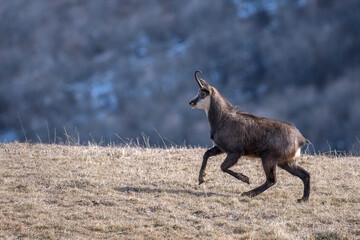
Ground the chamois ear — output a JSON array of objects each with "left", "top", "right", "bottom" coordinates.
[{"left": 199, "top": 79, "right": 212, "bottom": 93}]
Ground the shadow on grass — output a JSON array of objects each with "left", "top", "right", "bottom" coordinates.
[{"left": 114, "top": 186, "right": 229, "bottom": 198}]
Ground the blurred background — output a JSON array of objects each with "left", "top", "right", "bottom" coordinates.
[{"left": 1, "top": 0, "right": 359, "bottom": 153}]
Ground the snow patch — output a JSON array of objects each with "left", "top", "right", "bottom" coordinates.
[
  {"left": 167, "top": 38, "right": 191, "bottom": 57},
  {"left": 232, "top": 0, "right": 285, "bottom": 19},
  {"left": 67, "top": 70, "right": 118, "bottom": 113}
]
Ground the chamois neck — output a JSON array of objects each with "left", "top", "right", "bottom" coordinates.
[{"left": 208, "top": 89, "right": 233, "bottom": 131}]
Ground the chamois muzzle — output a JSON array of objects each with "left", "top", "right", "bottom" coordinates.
[
  {"left": 194, "top": 70, "right": 203, "bottom": 88},
  {"left": 189, "top": 98, "right": 197, "bottom": 107}
]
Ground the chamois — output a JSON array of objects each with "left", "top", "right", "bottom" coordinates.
[{"left": 189, "top": 71, "right": 310, "bottom": 202}]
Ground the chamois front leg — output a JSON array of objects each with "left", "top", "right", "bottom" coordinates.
[{"left": 199, "top": 146, "right": 223, "bottom": 185}]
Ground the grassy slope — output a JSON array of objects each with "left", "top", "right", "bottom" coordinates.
[{"left": 0, "top": 143, "right": 359, "bottom": 239}]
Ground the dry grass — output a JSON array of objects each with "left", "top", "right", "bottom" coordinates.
[{"left": 0, "top": 143, "right": 359, "bottom": 239}]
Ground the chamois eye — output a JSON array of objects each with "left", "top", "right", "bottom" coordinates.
[{"left": 200, "top": 91, "right": 207, "bottom": 98}]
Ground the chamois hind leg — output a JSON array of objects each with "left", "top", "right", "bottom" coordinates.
[
  {"left": 278, "top": 162, "right": 310, "bottom": 202},
  {"left": 242, "top": 157, "right": 277, "bottom": 198},
  {"left": 221, "top": 153, "right": 250, "bottom": 184},
  {"left": 199, "top": 146, "right": 224, "bottom": 185}
]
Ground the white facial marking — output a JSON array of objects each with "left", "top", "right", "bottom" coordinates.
[{"left": 194, "top": 95, "right": 211, "bottom": 116}]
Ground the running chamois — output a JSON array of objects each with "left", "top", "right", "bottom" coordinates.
[{"left": 189, "top": 71, "right": 310, "bottom": 202}]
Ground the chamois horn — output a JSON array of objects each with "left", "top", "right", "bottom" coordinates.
[{"left": 194, "top": 70, "right": 203, "bottom": 88}]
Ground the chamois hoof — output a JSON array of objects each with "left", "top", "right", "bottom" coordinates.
[
  {"left": 239, "top": 174, "right": 250, "bottom": 184},
  {"left": 198, "top": 176, "right": 206, "bottom": 185},
  {"left": 241, "top": 191, "right": 257, "bottom": 198},
  {"left": 198, "top": 172, "right": 206, "bottom": 185},
  {"left": 297, "top": 197, "right": 309, "bottom": 203}
]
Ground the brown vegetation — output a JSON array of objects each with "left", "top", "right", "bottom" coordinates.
[{"left": 0, "top": 143, "right": 359, "bottom": 239}]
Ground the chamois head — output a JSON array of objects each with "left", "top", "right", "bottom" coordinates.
[{"left": 189, "top": 71, "right": 213, "bottom": 113}]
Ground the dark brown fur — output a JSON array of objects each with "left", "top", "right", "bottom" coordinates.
[{"left": 190, "top": 76, "right": 310, "bottom": 202}]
